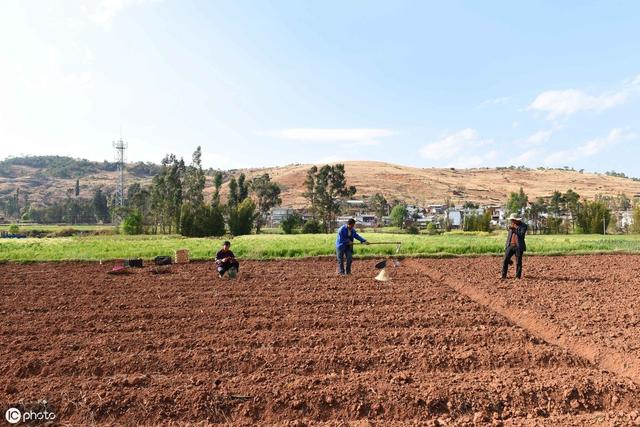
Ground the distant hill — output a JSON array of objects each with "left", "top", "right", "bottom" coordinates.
[
  {"left": 2, "top": 156, "right": 640, "bottom": 209},
  {"left": 0, "top": 156, "right": 159, "bottom": 207}
]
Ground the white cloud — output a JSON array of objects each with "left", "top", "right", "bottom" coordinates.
[
  {"left": 528, "top": 89, "right": 628, "bottom": 119},
  {"left": 525, "top": 129, "right": 553, "bottom": 146},
  {"left": 264, "top": 128, "right": 394, "bottom": 147},
  {"left": 528, "top": 75, "right": 640, "bottom": 119},
  {"left": 479, "top": 96, "right": 510, "bottom": 108},
  {"left": 419, "top": 128, "right": 492, "bottom": 160},
  {"left": 512, "top": 149, "right": 539, "bottom": 164},
  {"left": 581, "top": 128, "right": 634, "bottom": 156},
  {"left": 201, "top": 152, "right": 246, "bottom": 170},
  {"left": 453, "top": 150, "right": 499, "bottom": 168},
  {"left": 544, "top": 128, "right": 636, "bottom": 165}
]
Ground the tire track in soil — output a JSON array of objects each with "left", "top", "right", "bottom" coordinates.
[{"left": 408, "top": 259, "right": 640, "bottom": 387}]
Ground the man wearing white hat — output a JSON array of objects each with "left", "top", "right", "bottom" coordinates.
[{"left": 502, "top": 213, "right": 528, "bottom": 279}]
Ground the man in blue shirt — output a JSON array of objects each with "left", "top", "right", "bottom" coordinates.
[{"left": 336, "top": 218, "right": 369, "bottom": 275}]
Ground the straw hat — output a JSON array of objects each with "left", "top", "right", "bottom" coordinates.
[{"left": 508, "top": 213, "right": 522, "bottom": 221}]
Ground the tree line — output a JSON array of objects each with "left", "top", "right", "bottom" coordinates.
[
  {"left": 506, "top": 187, "right": 640, "bottom": 234},
  {"left": 4, "top": 154, "right": 640, "bottom": 236},
  {"left": 121, "top": 147, "right": 282, "bottom": 236}
]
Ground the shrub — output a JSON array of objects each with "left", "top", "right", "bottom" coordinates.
[
  {"left": 228, "top": 199, "right": 256, "bottom": 236},
  {"left": 181, "top": 204, "right": 225, "bottom": 237},
  {"left": 575, "top": 200, "right": 610, "bottom": 234},
  {"left": 406, "top": 224, "right": 420, "bottom": 234},
  {"left": 632, "top": 206, "right": 640, "bottom": 234},
  {"left": 390, "top": 205, "right": 407, "bottom": 229},
  {"left": 301, "top": 219, "right": 322, "bottom": 234},
  {"left": 121, "top": 210, "right": 144, "bottom": 235},
  {"left": 280, "top": 213, "right": 302, "bottom": 234},
  {"left": 426, "top": 222, "right": 437, "bottom": 235},
  {"left": 8, "top": 224, "right": 19, "bottom": 234}
]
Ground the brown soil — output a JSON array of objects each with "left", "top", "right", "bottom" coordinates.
[{"left": 2, "top": 257, "right": 640, "bottom": 425}]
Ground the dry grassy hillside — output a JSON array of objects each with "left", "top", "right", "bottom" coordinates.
[
  {"left": 3, "top": 160, "right": 640, "bottom": 209},
  {"left": 0, "top": 164, "right": 153, "bottom": 207},
  {"left": 217, "top": 161, "right": 640, "bottom": 208}
]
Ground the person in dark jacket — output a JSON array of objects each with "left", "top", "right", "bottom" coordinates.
[
  {"left": 335, "top": 218, "right": 369, "bottom": 275},
  {"left": 502, "top": 214, "right": 528, "bottom": 279},
  {"left": 216, "top": 241, "right": 239, "bottom": 278}
]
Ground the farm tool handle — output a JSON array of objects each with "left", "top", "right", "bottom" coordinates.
[
  {"left": 366, "top": 241, "right": 402, "bottom": 254},
  {"left": 365, "top": 241, "right": 402, "bottom": 245}
]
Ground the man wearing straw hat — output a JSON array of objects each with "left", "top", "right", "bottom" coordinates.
[
  {"left": 502, "top": 213, "right": 528, "bottom": 279},
  {"left": 336, "top": 218, "right": 369, "bottom": 275}
]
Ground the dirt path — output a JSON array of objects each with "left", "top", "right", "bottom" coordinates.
[{"left": 408, "top": 258, "right": 640, "bottom": 386}]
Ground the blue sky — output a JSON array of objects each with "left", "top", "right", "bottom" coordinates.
[{"left": 1, "top": 1, "right": 639, "bottom": 176}]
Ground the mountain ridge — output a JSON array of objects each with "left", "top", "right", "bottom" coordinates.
[{"left": 2, "top": 156, "right": 640, "bottom": 209}]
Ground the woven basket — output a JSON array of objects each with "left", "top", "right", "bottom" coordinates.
[{"left": 175, "top": 249, "right": 189, "bottom": 264}]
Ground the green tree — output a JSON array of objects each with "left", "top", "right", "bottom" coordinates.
[
  {"left": 426, "top": 222, "right": 437, "bottom": 235},
  {"left": 563, "top": 189, "right": 580, "bottom": 230},
  {"left": 528, "top": 197, "right": 547, "bottom": 234},
  {"left": 406, "top": 224, "right": 419, "bottom": 234},
  {"left": 178, "top": 146, "right": 212, "bottom": 236},
  {"left": 303, "top": 166, "right": 319, "bottom": 218},
  {"left": 121, "top": 210, "right": 144, "bottom": 235},
  {"left": 549, "top": 190, "right": 564, "bottom": 217},
  {"left": 92, "top": 188, "right": 110, "bottom": 223},
  {"left": 180, "top": 204, "right": 225, "bottom": 237},
  {"left": 301, "top": 219, "right": 322, "bottom": 234},
  {"left": 150, "top": 171, "right": 167, "bottom": 232},
  {"left": 369, "top": 193, "right": 389, "bottom": 224},
  {"left": 149, "top": 154, "right": 185, "bottom": 233},
  {"left": 228, "top": 198, "right": 256, "bottom": 236},
  {"left": 632, "top": 205, "right": 640, "bottom": 234},
  {"left": 7, "top": 188, "right": 20, "bottom": 217},
  {"left": 228, "top": 177, "right": 239, "bottom": 208},
  {"left": 250, "top": 173, "right": 282, "bottom": 233},
  {"left": 211, "top": 171, "right": 223, "bottom": 206},
  {"left": 390, "top": 205, "right": 407, "bottom": 229},
  {"left": 303, "top": 164, "right": 356, "bottom": 232},
  {"left": 184, "top": 146, "right": 206, "bottom": 207},
  {"left": 575, "top": 200, "right": 611, "bottom": 234},
  {"left": 280, "top": 212, "right": 302, "bottom": 234},
  {"left": 127, "top": 184, "right": 151, "bottom": 220},
  {"left": 463, "top": 211, "right": 491, "bottom": 232},
  {"left": 506, "top": 187, "right": 528, "bottom": 216},
  {"left": 238, "top": 173, "right": 249, "bottom": 202}
]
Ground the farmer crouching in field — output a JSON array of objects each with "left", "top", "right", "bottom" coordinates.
[
  {"left": 216, "top": 240, "right": 239, "bottom": 278},
  {"left": 336, "top": 218, "right": 369, "bottom": 275},
  {"left": 501, "top": 213, "right": 528, "bottom": 279}
]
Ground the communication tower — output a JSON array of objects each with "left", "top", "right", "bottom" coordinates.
[{"left": 113, "top": 138, "right": 128, "bottom": 208}]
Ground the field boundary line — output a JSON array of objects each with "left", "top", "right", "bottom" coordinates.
[{"left": 408, "top": 259, "right": 640, "bottom": 386}]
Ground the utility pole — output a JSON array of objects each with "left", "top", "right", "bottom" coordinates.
[{"left": 112, "top": 138, "right": 128, "bottom": 222}]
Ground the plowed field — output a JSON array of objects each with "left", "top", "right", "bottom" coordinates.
[{"left": 2, "top": 256, "right": 640, "bottom": 425}]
